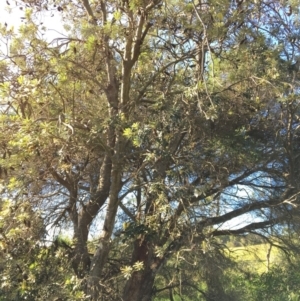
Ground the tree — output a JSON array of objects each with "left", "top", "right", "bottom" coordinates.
[{"left": 1, "top": 0, "right": 300, "bottom": 300}]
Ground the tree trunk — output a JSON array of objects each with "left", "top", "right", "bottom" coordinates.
[
  {"left": 122, "top": 239, "right": 158, "bottom": 301},
  {"left": 71, "top": 154, "right": 112, "bottom": 278},
  {"left": 87, "top": 162, "right": 122, "bottom": 300},
  {"left": 123, "top": 269, "right": 155, "bottom": 301},
  {"left": 72, "top": 225, "right": 91, "bottom": 278}
]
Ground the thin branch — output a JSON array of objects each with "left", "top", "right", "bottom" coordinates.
[
  {"left": 212, "top": 219, "right": 279, "bottom": 236},
  {"left": 119, "top": 201, "right": 136, "bottom": 221}
]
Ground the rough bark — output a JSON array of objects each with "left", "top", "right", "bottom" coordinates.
[
  {"left": 122, "top": 239, "right": 157, "bottom": 301},
  {"left": 70, "top": 154, "right": 112, "bottom": 277},
  {"left": 123, "top": 269, "right": 155, "bottom": 301},
  {"left": 87, "top": 157, "right": 122, "bottom": 299}
]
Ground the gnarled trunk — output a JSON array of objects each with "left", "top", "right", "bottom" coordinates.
[
  {"left": 72, "top": 226, "right": 91, "bottom": 278},
  {"left": 123, "top": 268, "right": 155, "bottom": 301},
  {"left": 122, "top": 239, "right": 159, "bottom": 301}
]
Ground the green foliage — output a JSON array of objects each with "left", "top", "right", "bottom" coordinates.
[
  {"left": 1, "top": 0, "right": 300, "bottom": 300},
  {"left": 0, "top": 199, "right": 86, "bottom": 300},
  {"left": 220, "top": 257, "right": 300, "bottom": 301}
]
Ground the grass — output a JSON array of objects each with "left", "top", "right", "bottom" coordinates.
[{"left": 226, "top": 243, "right": 282, "bottom": 273}]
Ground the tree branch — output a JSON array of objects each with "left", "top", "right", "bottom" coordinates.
[
  {"left": 81, "top": 0, "right": 96, "bottom": 22},
  {"left": 200, "top": 191, "right": 300, "bottom": 228},
  {"left": 211, "top": 219, "right": 279, "bottom": 236}
]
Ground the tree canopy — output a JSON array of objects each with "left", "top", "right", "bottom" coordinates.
[{"left": 1, "top": 0, "right": 300, "bottom": 300}]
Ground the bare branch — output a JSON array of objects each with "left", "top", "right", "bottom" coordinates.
[{"left": 81, "top": 0, "right": 96, "bottom": 22}]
